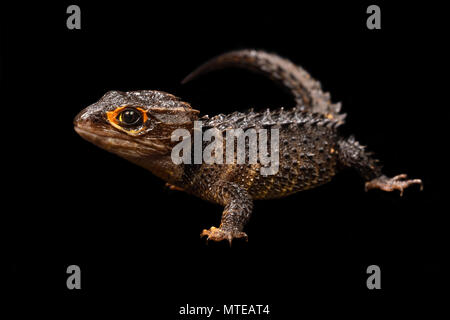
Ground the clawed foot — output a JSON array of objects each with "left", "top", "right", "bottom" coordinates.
[
  {"left": 365, "top": 174, "right": 423, "bottom": 196},
  {"left": 201, "top": 227, "right": 248, "bottom": 246}
]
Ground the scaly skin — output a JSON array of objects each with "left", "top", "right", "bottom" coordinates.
[{"left": 74, "top": 50, "right": 423, "bottom": 245}]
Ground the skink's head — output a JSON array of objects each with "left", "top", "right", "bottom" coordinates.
[{"left": 74, "top": 90, "right": 199, "bottom": 159}]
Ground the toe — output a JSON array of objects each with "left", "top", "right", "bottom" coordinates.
[{"left": 393, "top": 174, "right": 408, "bottom": 180}]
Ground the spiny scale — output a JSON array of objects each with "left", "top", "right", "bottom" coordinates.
[{"left": 204, "top": 106, "right": 342, "bottom": 132}]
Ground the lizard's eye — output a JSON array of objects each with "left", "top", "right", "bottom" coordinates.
[
  {"left": 117, "top": 108, "right": 142, "bottom": 127},
  {"left": 106, "top": 106, "right": 148, "bottom": 135}
]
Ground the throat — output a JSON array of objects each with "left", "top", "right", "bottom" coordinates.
[{"left": 125, "top": 155, "right": 184, "bottom": 184}]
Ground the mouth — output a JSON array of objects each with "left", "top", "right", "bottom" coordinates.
[
  {"left": 74, "top": 125, "right": 119, "bottom": 143},
  {"left": 74, "top": 124, "right": 168, "bottom": 155}
]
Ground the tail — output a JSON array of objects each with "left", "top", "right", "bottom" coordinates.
[{"left": 182, "top": 49, "right": 346, "bottom": 125}]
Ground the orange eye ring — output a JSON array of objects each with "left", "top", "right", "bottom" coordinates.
[{"left": 106, "top": 106, "right": 148, "bottom": 135}]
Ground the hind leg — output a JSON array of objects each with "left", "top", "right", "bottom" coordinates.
[{"left": 338, "top": 137, "right": 422, "bottom": 195}]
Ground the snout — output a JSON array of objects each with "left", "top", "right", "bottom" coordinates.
[
  {"left": 73, "top": 107, "right": 106, "bottom": 132},
  {"left": 73, "top": 108, "right": 103, "bottom": 140},
  {"left": 73, "top": 108, "right": 90, "bottom": 128}
]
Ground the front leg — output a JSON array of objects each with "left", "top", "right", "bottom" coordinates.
[{"left": 200, "top": 181, "right": 253, "bottom": 245}]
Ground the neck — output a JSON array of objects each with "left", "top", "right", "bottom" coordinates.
[{"left": 125, "top": 154, "right": 185, "bottom": 185}]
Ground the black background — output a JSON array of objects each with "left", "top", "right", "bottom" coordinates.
[{"left": 2, "top": 1, "right": 448, "bottom": 316}]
